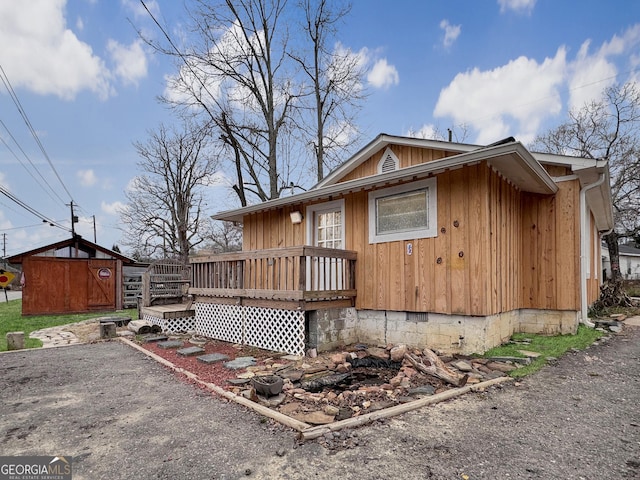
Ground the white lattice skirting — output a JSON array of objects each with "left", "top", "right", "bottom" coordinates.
[
  {"left": 195, "top": 302, "right": 306, "bottom": 356},
  {"left": 143, "top": 314, "right": 196, "bottom": 334}
]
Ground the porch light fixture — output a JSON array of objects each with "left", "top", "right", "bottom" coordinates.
[{"left": 290, "top": 211, "right": 303, "bottom": 224}]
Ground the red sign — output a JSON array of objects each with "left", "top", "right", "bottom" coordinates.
[{"left": 97, "top": 268, "right": 112, "bottom": 279}]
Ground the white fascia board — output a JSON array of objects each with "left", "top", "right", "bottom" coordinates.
[
  {"left": 315, "top": 134, "right": 478, "bottom": 188},
  {"left": 212, "top": 141, "right": 557, "bottom": 223}
]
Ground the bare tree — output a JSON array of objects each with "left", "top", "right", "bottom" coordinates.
[
  {"left": 152, "top": 0, "right": 302, "bottom": 205},
  {"left": 200, "top": 220, "right": 243, "bottom": 253},
  {"left": 292, "top": 0, "right": 367, "bottom": 181},
  {"left": 140, "top": 0, "right": 365, "bottom": 205},
  {"left": 119, "top": 121, "right": 218, "bottom": 265},
  {"left": 531, "top": 82, "right": 640, "bottom": 281}
]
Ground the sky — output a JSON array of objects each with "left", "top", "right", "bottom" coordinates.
[{"left": 1, "top": 0, "right": 639, "bottom": 259}]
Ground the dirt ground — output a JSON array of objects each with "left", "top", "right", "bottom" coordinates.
[{"left": 1, "top": 326, "right": 639, "bottom": 480}]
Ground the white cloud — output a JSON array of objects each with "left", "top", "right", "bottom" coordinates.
[
  {"left": 434, "top": 49, "right": 566, "bottom": 144},
  {"left": 101, "top": 200, "right": 126, "bottom": 216},
  {"left": 0, "top": 0, "right": 113, "bottom": 100},
  {"left": 367, "top": 59, "right": 399, "bottom": 89},
  {"left": 107, "top": 39, "right": 148, "bottom": 86},
  {"left": 439, "top": 20, "right": 461, "bottom": 49},
  {"left": 498, "top": 0, "right": 537, "bottom": 14},
  {"left": 77, "top": 169, "right": 97, "bottom": 187},
  {"left": 76, "top": 16, "right": 84, "bottom": 31}
]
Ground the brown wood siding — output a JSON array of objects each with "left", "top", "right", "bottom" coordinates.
[
  {"left": 21, "top": 257, "right": 118, "bottom": 315},
  {"left": 520, "top": 179, "right": 580, "bottom": 310},
  {"left": 241, "top": 162, "right": 584, "bottom": 315},
  {"left": 338, "top": 145, "right": 453, "bottom": 183}
]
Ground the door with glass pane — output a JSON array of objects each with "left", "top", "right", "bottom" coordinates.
[{"left": 306, "top": 201, "right": 344, "bottom": 291}]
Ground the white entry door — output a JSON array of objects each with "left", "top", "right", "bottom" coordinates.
[{"left": 306, "top": 200, "right": 345, "bottom": 290}]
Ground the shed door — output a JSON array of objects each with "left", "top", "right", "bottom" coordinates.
[
  {"left": 306, "top": 200, "right": 345, "bottom": 290},
  {"left": 87, "top": 259, "right": 116, "bottom": 309}
]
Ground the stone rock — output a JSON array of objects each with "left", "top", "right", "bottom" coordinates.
[
  {"left": 362, "top": 400, "right": 371, "bottom": 409},
  {"left": 331, "top": 352, "right": 347, "bottom": 364},
  {"left": 610, "top": 325, "right": 623, "bottom": 333},
  {"left": 324, "top": 405, "right": 340, "bottom": 416},
  {"left": 367, "top": 347, "right": 389, "bottom": 360},
  {"left": 390, "top": 344, "right": 408, "bottom": 362},
  {"left": 226, "top": 378, "right": 251, "bottom": 386},
  {"left": 236, "top": 371, "right": 255, "bottom": 379},
  {"left": 488, "top": 356, "right": 530, "bottom": 365},
  {"left": 390, "top": 375, "right": 403, "bottom": 387},
  {"left": 336, "top": 363, "right": 351, "bottom": 373},
  {"left": 257, "top": 393, "right": 286, "bottom": 407},
  {"left": 223, "top": 356, "right": 257, "bottom": 370},
  {"left": 6, "top": 331, "right": 24, "bottom": 351},
  {"left": 279, "top": 402, "right": 302, "bottom": 415},
  {"left": 451, "top": 360, "right": 473, "bottom": 372},
  {"left": 401, "top": 366, "right": 418, "bottom": 378},
  {"left": 281, "top": 354, "right": 303, "bottom": 361},
  {"left": 294, "top": 411, "right": 335, "bottom": 425},
  {"left": 486, "top": 361, "right": 518, "bottom": 373},
  {"left": 517, "top": 350, "right": 541, "bottom": 358},
  {"left": 408, "top": 385, "right": 436, "bottom": 396},
  {"left": 280, "top": 370, "right": 304, "bottom": 382}
]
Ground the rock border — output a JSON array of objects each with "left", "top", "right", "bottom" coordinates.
[{"left": 119, "top": 337, "right": 513, "bottom": 440}]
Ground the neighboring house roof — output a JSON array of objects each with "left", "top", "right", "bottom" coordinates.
[
  {"left": 7, "top": 235, "right": 135, "bottom": 264},
  {"left": 213, "top": 136, "right": 560, "bottom": 223},
  {"left": 619, "top": 244, "right": 640, "bottom": 256}
]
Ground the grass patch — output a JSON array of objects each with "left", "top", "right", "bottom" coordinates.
[
  {"left": 0, "top": 299, "right": 130, "bottom": 351},
  {"left": 481, "top": 325, "right": 605, "bottom": 378}
]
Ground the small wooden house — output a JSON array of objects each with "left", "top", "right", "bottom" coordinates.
[
  {"left": 192, "top": 135, "right": 613, "bottom": 355},
  {"left": 8, "top": 235, "right": 135, "bottom": 315}
]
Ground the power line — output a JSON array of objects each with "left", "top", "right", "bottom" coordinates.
[
  {"left": 0, "top": 120, "right": 68, "bottom": 206},
  {"left": 0, "top": 185, "right": 70, "bottom": 232},
  {"left": 0, "top": 64, "right": 75, "bottom": 203}
]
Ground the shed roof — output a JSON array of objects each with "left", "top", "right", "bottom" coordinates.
[{"left": 7, "top": 235, "right": 135, "bottom": 264}]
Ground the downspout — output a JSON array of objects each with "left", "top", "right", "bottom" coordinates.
[{"left": 579, "top": 173, "right": 606, "bottom": 327}]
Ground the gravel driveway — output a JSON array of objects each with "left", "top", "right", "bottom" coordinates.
[{"left": 1, "top": 326, "right": 638, "bottom": 479}]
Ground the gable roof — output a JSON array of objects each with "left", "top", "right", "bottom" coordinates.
[
  {"left": 7, "top": 235, "right": 135, "bottom": 264},
  {"left": 212, "top": 136, "right": 558, "bottom": 223},
  {"left": 316, "top": 134, "right": 478, "bottom": 188}
]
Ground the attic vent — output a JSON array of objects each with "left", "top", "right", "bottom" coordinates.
[{"left": 378, "top": 148, "right": 399, "bottom": 173}]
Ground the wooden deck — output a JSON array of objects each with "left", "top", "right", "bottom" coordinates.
[
  {"left": 189, "top": 246, "right": 357, "bottom": 309},
  {"left": 189, "top": 246, "right": 357, "bottom": 310},
  {"left": 140, "top": 303, "right": 195, "bottom": 320}
]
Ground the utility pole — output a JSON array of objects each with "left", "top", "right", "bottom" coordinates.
[
  {"left": 2, "top": 233, "right": 6, "bottom": 268},
  {"left": 68, "top": 201, "right": 78, "bottom": 237},
  {"left": 92, "top": 215, "right": 97, "bottom": 243}
]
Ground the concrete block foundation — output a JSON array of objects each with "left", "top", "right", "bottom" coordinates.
[{"left": 307, "top": 308, "right": 580, "bottom": 355}]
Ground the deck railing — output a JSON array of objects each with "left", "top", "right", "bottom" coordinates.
[{"left": 189, "top": 246, "right": 357, "bottom": 302}]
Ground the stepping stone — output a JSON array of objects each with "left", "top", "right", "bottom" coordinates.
[
  {"left": 197, "top": 353, "right": 230, "bottom": 364},
  {"left": 223, "top": 356, "right": 257, "bottom": 370},
  {"left": 177, "top": 346, "right": 205, "bottom": 356},
  {"left": 158, "top": 340, "right": 184, "bottom": 349},
  {"left": 142, "top": 334, "right": 169, "bottom": 343}
]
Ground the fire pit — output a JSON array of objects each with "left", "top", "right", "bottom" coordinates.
[{"left": 251, "top": 375, "right": 284, "bottom": 397}]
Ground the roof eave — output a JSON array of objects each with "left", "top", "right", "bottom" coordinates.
[{"left": 212, "top": 141, "right": 557, "bottom": 223}]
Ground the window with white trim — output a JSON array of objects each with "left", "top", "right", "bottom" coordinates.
[{"left": 368, "top": 178, "right": 437, "bottom": 243}]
